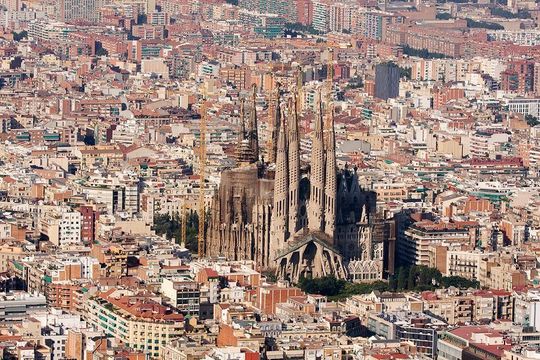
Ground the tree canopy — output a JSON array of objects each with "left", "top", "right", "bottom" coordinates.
[
  {"left": 153, "top": 212, "right": 199, "bottom": 253},
  {"left": 526, "top": 114, "right": 539, "bottom": 127},
  {"left": 466, "top": 18, "right": 504, "bottom": 30},
  {"left": 491, "top": 7, "right": 531, "bottom": 19},
  {"left": 436, "top": 12, "right": 452, "bottom": 20},
  {"left": 12, "top": 31, "right": 27, "bottom": 41},
  {"left": 402, "top": 45, "right": 448, "bottom": 59},
  {"left": 297, "top": 266, "right": 480, "bottom": 300}
]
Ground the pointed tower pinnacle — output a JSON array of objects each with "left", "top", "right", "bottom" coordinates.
[
  {"left": 270, "top": 102, "right": 289, "bottom": 256},
  {"left": 239, "top": 99, "right": 246, "bottom": 142},
  {"left": 288, "top": 94, "right": 301, "bottom": 237},
  {"left": 307, "top": 89, "right": 326, "bottom": 233},
  {"left": 360, "top": 204, "right": 368, "bottom": 224},
  {"left": 248, "top": 84, "right": 259, "bottom": 163},
  {"left": 236, "top": 98, "right": 252, "bottom": 163},
  {"left": 323, "top": 48, "right": 337, "bottom": 240},
  {"left": 324, "top": 101, "right": 337, "bottom": 239},
  {"left": 269, "top": 82, "right": 281, "bottom": 163}
]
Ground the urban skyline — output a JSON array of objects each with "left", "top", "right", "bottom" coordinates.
[{"left": 0, "top": 0, "right": 539, "bottom": 359}]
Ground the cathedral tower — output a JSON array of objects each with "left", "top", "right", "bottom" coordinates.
[
  {"left": 324, "top": 102, "right": 337, "bottom": 239},
  {"left": 270, "top": 106, "right": 289, "bottom": 254},
  {"left": 269, "top": 83, "right": 281, "bottom": 163},
  {"left": 288, "top": 95, "right": 301, "bottom": 237},
  {"left": 248, "top": 84, "right": 259, "bottom": 163},
  {"left": 307, "top": 91, "right": 326, "bottom": 233}
]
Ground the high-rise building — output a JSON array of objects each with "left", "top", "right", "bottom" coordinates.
[
  {"left": 238, "top": 0, "right": 295, "bottom": 22},
  {"left": 59, "top": 0, "right": 103, "bottom": 23},
  {"left": 2, "top": 0, "right": 20, "bottom": 11},
  {"left": 118, "top": 0, "right": 156, "bottom": 15},
  {"left": 375, "top": 62, "right": 400, "bottom": 100},
  {"left": 79, "top": 205, "right": 99, "bottom": 245},
  {"left": 501, "top": 59, "right": 535, "bottom": 94},
  {"left": 295, "top": 0, "right": 313, "bottom": 26},
  {"left": 312, "top": 0, "right": 329, "bottom": 32},
  {"left": 328, "top": 3, "right": 353, "bottom": 33}
]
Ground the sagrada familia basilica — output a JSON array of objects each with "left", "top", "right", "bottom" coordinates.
[{"left": 204, "top": 83, "right": 392, "bottom": 283}]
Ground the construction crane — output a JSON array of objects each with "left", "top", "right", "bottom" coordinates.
[{"left": 197, "top": 102, "right": 207, "bottom": 258}]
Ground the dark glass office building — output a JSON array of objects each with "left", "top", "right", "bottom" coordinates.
[{"left": 375, "top": 63, "right": 400, "bottom": 100}]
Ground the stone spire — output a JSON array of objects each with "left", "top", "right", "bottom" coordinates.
[
  {"left": 360, "top": 204, "right": 368, "bottom": 224},
  {"left": 308, "top": 90, "right": 326, "bottom": 233},
  {"left": 288, "top": 94, "right": 300, "bottom": 237},
  {"left": 270, "top": 103, "right": 289, "bottom": 254},
  {"left": 248, "top": 84, "right": 259, "bottom": 163},
  {"left": 269, "top": 82, "right": 281, "bottom": 164},
  {"left": 236, "top": 99, "right": 252, "bottom": 164},
  {"left": 324, "top": 101, "right": 337, "bottom": 240},
  {"left": 239, "top": 99, "right": 246, "bottom": 142}
]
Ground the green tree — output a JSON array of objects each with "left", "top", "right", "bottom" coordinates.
[
  {"left": 137, "top": 13, "right": 147, "bottom": 24},
  {"left": 184, "top": 211, "right": 200, "bottom": 253},
  {"left": 12, "top": 30, "right": 27, "bottom": 41},
  {"left": 466, "top": 18, "right": 504, "bottom": 30},
  {"left": 491, "top": 7, "right": 531, "bottom": 19},
  {"left": 96, "top": 48, "right": 108, "bottom": 57},
  {"left": 153, "top": 211, "right": 200, "bottom": 253},
  {"left": 346, "top": 77, "right": 363, "bottom": 89},
  {"left": 441, "top": 276, "right": 480, "bottom": 289},
  {"left": 285, "top": 22, "right": 320, "bottom": 35},
  {"left": 297, "top": 266, "right": 479, "bottom": 300},
  {"left": 399, "top": 66, "right": 411, "bottom": 80},
  {"left": 407, "top": 266, "right": 416, "bottom": 290},
  {"left": 298, "top": 276, "right": 347, "bottom": 296},
  {"left": 397, "top": 267, "right": 407, "bottom": 290},
  {"left": 388, "top": 274, "right": 397, "bottom": 291},
  {"left": 526, "top": 114, "right": 539, "bottom": 127},
  {"left": 402, "top": 45, "right": 448, "bottom": 59},
  {"left": 418, "top": 267, "right": 430, "bottom": 286},
  {"left": 436, "top": 12, "right": 452, "bottom": 20}
]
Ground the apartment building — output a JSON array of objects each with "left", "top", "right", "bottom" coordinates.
[
  {"left": 161, "top": 278, "right": 201, "bottom": 315},
  {"left": 0, "top": 292, "right": 47, "bottom": 322},
  {"left": 514, "top": 289, "right": 540, "bottom": 332},
  {"left": 84, "top": 289, "right": 184, "bottom": 358},
  {"left": 398, "top": 220, "right": 478, "bottom": 266},
  {"left": 367, "top": 312, "right": 445, "bottom": 357},
  {"left": 312, "top": 0, "right": 329, "bottom": 32},
  {"left": 420, "top": 292, "right": 473, "bottom": 325},
  {"left": 40, "top": 208, "right": 81, "bottom": 247},
  {"left": 59, "top": 0, "right": 103, "bottom": 23},
  {"left": 446, "top": 250, "right": 491, "bottom": 280},
  {"left": 438, "top": 327, "right": 506, "bottom": 360},
  {"left": 490, "top": 263, "right": 527, "bottom": 291}
]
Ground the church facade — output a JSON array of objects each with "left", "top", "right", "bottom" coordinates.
[{"left": 205, "top": 87, "right": 386, "bottom": 283}]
